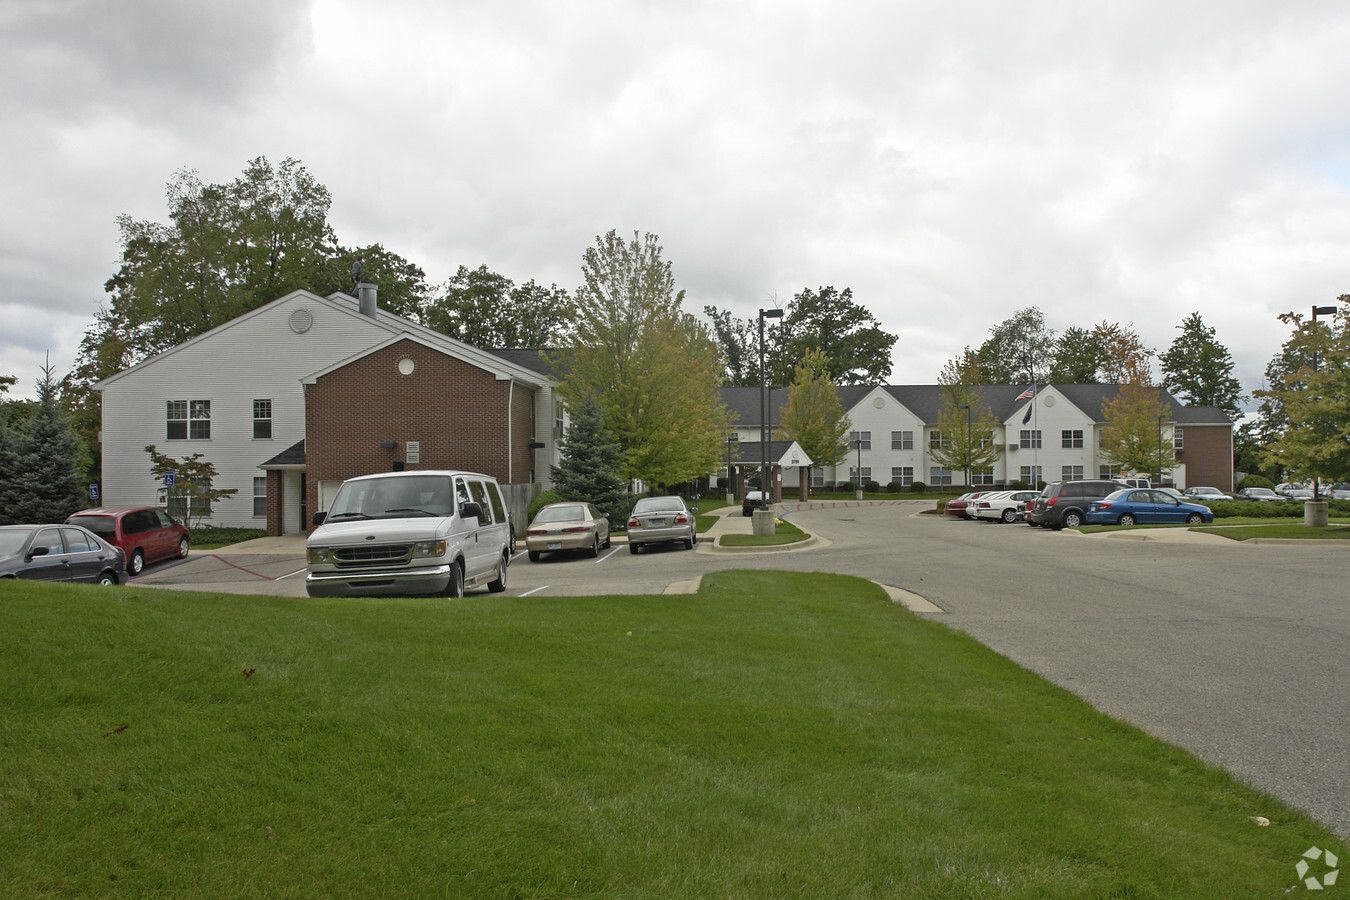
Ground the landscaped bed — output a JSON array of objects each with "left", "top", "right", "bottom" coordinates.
[{"left": 2, "top": 572, "right": 1340, "bottom": 897}]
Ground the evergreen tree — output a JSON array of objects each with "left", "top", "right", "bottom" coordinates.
[
  {"left": 1160, "top": 311, "right": 1246, "bottom": 418},
  {"left": 0, "top": 406, "right": 25, "bottom": 526},
  {"left": 10, "top": 363, "right": 87, "bottom": 523},
  {"left": 549, "top": 394, "right": 629, "bottom": 526}
]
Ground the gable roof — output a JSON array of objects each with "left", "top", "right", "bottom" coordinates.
[{"left": 722, "top": 383, "right": 1233, "bottom": 428}]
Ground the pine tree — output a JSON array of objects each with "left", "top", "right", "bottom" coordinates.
[
  {"left": 1160, "top": 311, "right": 1245, "bottom": 418},
  {"left": 549, "top": 394, "right": 629, "bottom": 526},
  {"left": 11, "top": 363, "right": 87, "bottom": 523},
  {"left": 0, "top": 407, "right": 25, "bottom": 525}
]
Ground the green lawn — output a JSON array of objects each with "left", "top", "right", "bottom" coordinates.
[
  {"left": 1, "top": 573, "right": 1341, "bottom": 898},
  {"left": 719, "top": 518, "right": 810, "bottom": 547},
  {"left": 1195, "top": 522, "right": 1350, "bottom": 541}
]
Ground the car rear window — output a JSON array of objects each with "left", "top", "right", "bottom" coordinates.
[
  {"left": 635, "top": 498, "right": 683, "bottom": 513},
  {"left": 67, "top": 515, "right": 115, "bottom": 538},
  {"left": 535, "top": 506, "right": 584, "bottom": 523}
]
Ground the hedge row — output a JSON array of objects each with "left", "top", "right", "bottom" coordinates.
[{"left": 1207, "top": 499, "right": 1350, "bottom": 519}]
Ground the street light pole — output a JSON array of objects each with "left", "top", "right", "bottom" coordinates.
[
  {"left": 1311, "top": 304, "right": 1337, "bottom": 502},
  {"left": 959, "top": 404, "right": 972, "bottom": 487},
  {"left": 1156, "top": 414, "right": 1165, "bottom": 486},
  {"left": 758, "top": 306, "right": 783, "bottom": 508}
]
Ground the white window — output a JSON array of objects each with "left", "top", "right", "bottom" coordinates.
[
  {"left": 891, "top": 430, "right": 913, "bottom": 450},
  {"left": 930, "top": 467, "right": 953, "bottom": 486},
  {"left": 253, "top": 476, "right": 267, "bottom": 517},
  {"left": 891, "top": 466, "right": 913, "bottom": 486},
  {"left": 972, "top": 467, "right": 994, "bottom": 486},
  {"left": 850, "top": 431, "right": 871, "bottom": 450},
  {"left": 1019, "top": 429, "right": 1042, "bottom": 449},
  {"left": 1020, "top": 466, "right": 1043, "bottom": 485},
  {"left": 167, "top": 400, "right": 210, "bottom": 440},
  {"left": 810, "top": 468, "right": 824, "bottom": 487},
  {"left": 1062, "top": 429, "right": 1083, "bottom": 449},
  {"left": 1173, "top": 428, "right": 1184, "bottom": 451},
  {"left": 851, "top": 466, "right": 872, "bottom": 482},
  {"left": 253, "top": 400, "right": 273, "bottom": 440},
  {"left": 1099, "top": 465, "right": 1114, "bottom": 480},
  {"left": 929, "top": 430, "right": 951, "bottom": 450},
  {"left": 1062, "top": 466, "right": 1084, "bottom": 481}
]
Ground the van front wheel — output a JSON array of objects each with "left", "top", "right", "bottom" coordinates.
[{"left": 444, "top": 561, "right": 464, "bottom": 598}]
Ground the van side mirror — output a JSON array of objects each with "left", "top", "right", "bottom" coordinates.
[
  {"left": 312, "top": 511, "right": 327, "bottom": 527},
  {"left": 461, "top": 501, "right": 483, "bottom": 522}
]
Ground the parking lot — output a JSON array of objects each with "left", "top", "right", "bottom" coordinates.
[{"left": 131, "top": 501, "right": 1350, "bottom": 836}]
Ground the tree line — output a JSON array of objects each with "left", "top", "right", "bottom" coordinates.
[{"left": 4, "top": 156, "right": 1346, "bottom": 514}]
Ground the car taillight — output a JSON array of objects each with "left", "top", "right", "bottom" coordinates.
[
  {"left": 1045, "top": 497, "right": 1057, "bottom": 507},
  {"left": 674, "top": 514, "right": 688, "bottom": 524},
  {"left": 526, "top": 528, "right": 547, "bottom": 535},
  {"left": 1096, "top": 502, "right": 1111, "bottom": 510},
  {"left": 561, "top": 526, "right": 590, "bottom": 533},
  {"left": 627, "top": 518, "right": 639, "bottom": 528}
]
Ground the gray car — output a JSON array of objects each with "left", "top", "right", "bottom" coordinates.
[
  {"left": 626, "top": 496, "right": 696, "bottom": 553},
  {"left": 0, "top": 524, "right": 126, "bottom": 585}
]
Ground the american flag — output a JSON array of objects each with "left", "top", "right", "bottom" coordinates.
[{"left": 1015, "top": 387, "right": 1034, "bottom": 401}]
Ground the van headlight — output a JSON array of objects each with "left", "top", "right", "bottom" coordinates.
[
  {"left": 308, "top": 547, "right": 335, "bottom": 564},
  {"left": 411, "top": 540, "right": 447, "bottom": 559}
]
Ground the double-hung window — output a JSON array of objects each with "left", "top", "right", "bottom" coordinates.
[
  {"left": 850, "top": 431, "right": 871, "bottom": 450},
  {"left": 891, "top": 466, "right": 913, "bottom": 486},
  {"left": 253, "top": 400, "right": 273, "bottom": 439},
  {"left": 1062, "top": 429, "right": 1083, "bottom": 449},
  {"left": 167, "top": 400, "right": 211, "bottom": 440},
  {"left": 891, "top": 430, "right": 913, "bottom": 450},
  {"left": 1019, "top": 429, "right": 1042, "bottom": 449},
  {"left": 253, "top": 477, "right": 267, "bottom": 517}
]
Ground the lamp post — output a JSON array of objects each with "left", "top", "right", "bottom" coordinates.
[
  {"left": 758, "top": 306, "right": 783, "bottom": 509},
  {"left": 854, "top": 431, "right": 863, "bottom": 500},
  {"left": 959, "top": 404, "right": 972, "bottom": 487},
  {"left": 726, "top": 431, "right": 738, "bottom": 503},
  {"left": 1156, "top": 414, "right": 1166, "bottom": 486}
]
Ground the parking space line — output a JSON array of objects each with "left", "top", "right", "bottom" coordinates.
[
  {"left": 596, "top": 547, "right": 619, "bottom": 563},
  {"left": 519, "top": 586, "right": 548, "bottom": 597}
]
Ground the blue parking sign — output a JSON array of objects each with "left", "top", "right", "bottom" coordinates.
[
  {"left": 164, "top": 472, "right": 175, "bottom": 487},
  {"left": 89, "top": 483, "right": 99, "bottom": 500}
]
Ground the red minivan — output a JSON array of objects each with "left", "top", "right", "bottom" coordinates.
[{"left": 65, "top": 507, "right": 190, "bottom": 576}]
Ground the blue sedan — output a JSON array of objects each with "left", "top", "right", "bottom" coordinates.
[{"left": 1086, "top": 489, "right": 1215, "bottom": 526}]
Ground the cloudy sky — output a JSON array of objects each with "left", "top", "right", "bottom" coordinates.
[{"left": 3, "top": 1, "right": 1349, "bottom": 405}]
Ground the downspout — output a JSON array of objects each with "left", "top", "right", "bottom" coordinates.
[{"left": 507, "top": 379, "right": 514, "bottom": 484}]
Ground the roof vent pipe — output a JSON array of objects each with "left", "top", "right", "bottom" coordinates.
[{"left": 357, "top": 282, "right": 378, "bottom": 318}]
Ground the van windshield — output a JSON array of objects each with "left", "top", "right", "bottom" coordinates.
[{"left": 326, "top": 475, "right": 457, "bottom": 520}]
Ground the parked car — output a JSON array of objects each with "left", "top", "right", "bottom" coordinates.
[
  {"left": 1028, "top": 480, "right": 1123, "bottom": 529},
  {"left": 627, "top": 496, "right": 696, "bottom": 553},
  {"left": 1181, "top": 486, "right": 1231, "bottom": 504},
  {"left": 525, "top": 502, "right": 610, "bottom": 562},
  {"left": 970, "top": 490, "right": 1041, "bottom": 524},
  {"left": 0, "top": 524, "right": 126, "bottom": 585},
  {"left": 65, "top": 506, "right": 189, "bottom": 576},
  {"left": 742, "top": 490, "right": 768, "bottom": 517},
  {"left": 1234, "top": 487, "right": 1284, "bottom": 503},
  {"left": 943, "top": 492, "right": 989, "bottom": 519},
  {"left": 1086, "top": 489, "right": 1214, "bottom": 526},
  {"left": 305, "top": 470, "right": 511, "bottom": 597}
]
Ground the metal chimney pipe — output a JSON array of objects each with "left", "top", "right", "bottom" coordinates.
[{"left": 357, "top": 282, "right": 378, "bottom": 318}]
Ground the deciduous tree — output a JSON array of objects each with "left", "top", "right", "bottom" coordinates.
[
  {"left": 770, "top": 286, "right": 896, "bottom": 386},
  {"left": 426, "top": 264, "right": 574, "bottom": 347},
  {"left": 1046, "top": 327, "right": 1105, "bottom": 384},
  {"left": 558, "top": 231, "right": 728, "bottom": 488},
  {"left": 781, "top": 349, "right": 850, "bottom": 471},
  {"left": 976, "top": 307, "right": 1056, "bottom": 385},
  {"left": 929, "top": 350, "right": 1001, "bottom": 484},
  {"left": 1159, "top": 312, "right": 1244, "bottom": 418},
  {"left": 1255, "top": 299, "right": 1350, "bottom": 486},
  {"left": 143, "top": 445, "right": 239, "bottom": 530},
  {"left": 1091, "top": 321, "right": 1156, "bottom": 385},
  {"left": 1099, "top": 381, "right": 1173, "bottom": 481}
]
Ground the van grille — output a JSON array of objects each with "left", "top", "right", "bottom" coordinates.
[{"left": 334, "top": 545, "right": 410, "bottom": 567}]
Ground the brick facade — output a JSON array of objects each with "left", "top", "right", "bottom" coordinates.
[
  {"left": 1177, "top": 425, "right": 1234, "bottom": 490},
  {"left": 303, "top": 339, "right": 537, "bottom": 530}
]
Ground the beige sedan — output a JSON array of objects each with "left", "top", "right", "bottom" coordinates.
[{"left": 525, "top": 502, "right": 611, "bottom": 561}]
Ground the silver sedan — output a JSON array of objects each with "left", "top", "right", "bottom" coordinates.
[{"left": 626, "top": 496, "right": 696, "bottom": 553}]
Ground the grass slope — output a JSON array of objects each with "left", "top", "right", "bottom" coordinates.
[{"left": 1, "top": 573, "right": 1341, "bottom": 898}]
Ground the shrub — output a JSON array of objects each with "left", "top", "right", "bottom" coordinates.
[
  {"left": 936, "top": 499, "right": 947, "bottom": 512},
  {"left": 909, "top": 481, "right": 927, "bottom": 494},
  {"left": 886, "top": 481, "right": 904, "bottom": 493},
  {"left": 865, "top": 480, "right": 881, "bottom": 493},
  {"left": 1009, "top": 480, "right": 1030, "bottom": 490},
  {"left": 528, "top": 490, "right": 566, "bottom": 521},
  {"left": 1237, "top": 474, "right": 1275, "bottom": 491}
]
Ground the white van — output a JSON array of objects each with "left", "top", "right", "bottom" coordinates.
[{"left": 305, "top": 470, "right": 511, "bottom": 598}]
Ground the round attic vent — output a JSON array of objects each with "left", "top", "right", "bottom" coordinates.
[
  {"left": 873, "top": 396, "right": 885, "bottom": 408},
  {"left": 1044, "top": 395, "right": 1056, "bottom": 408},
  {"left": 288, "top": 309, "right": 313, "bottom": 334},
  {"left": 398, "top": 357, "right": 416, "bottom": 376}
]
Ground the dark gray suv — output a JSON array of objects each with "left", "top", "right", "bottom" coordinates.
[{"left": 1029, "top": 480, "right": 1124, "bottom": 529}]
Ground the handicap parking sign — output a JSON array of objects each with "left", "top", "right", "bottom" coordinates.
[
  {"left": 89, "top": 483, "right": 99, "bottom": 500},
  {"left": 164, "top": 472, "right": 175, "bottom": 487}
]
